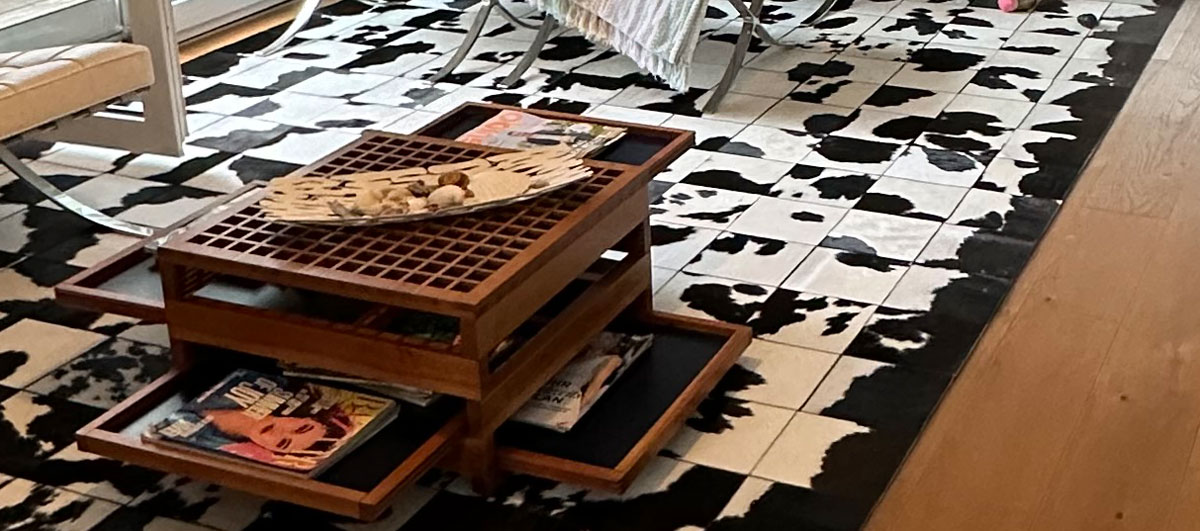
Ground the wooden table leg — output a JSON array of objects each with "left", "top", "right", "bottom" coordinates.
[
  {"left": 463, "top": 403, "right": 502, "bottom": 495},
  {"left": 614, "top": 213, "right": 653, "bottom": 314}
]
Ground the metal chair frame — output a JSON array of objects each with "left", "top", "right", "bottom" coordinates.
[
  {"left": 1, "top": 95, "right": 155, "bottom": 237},
  {"left": 257, "top": 0, "right": 538, "bottom": 57},
  {"left": 0, "top": 0, "right": 187, "bottom": 238},
  {"left": 444, "top": 0, "right": 841, "bottom": 110},
  {"left": 262, "top": 0, "right": 839, "bottom": 110}
]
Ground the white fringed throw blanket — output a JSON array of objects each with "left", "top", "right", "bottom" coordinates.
[{"left": 527, "top": 0, "right": 711, "bottom": 91}]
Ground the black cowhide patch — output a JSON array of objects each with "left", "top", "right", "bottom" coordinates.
[
  {"left": 0, "top": 393, "right": 102, "bottom": 477},
  {"left": 864, "top": 85, "right": 938, "bottom": 108},
  {"left": 228, "top": 156, "right": 303, "bottom": 182},
  {"left": 957, "top": 195, "right": 1059, "bottom": 241},
  {"left": 338, "top": 43, "right": 438, "bottom": 71},
  {"left": 908, "top": 47, "right": 988, "bottom": 72},
  {"left": 180, "top": 52, "right": 244, "bottom": 78},
  {"left": 650, "top": 224, "right": 697, "bottom": 248},
  {"left": 702, "top": 233, "right": 787, "bottom": 257},
  {"left": 682, "top": 169, "right": 773, "bottom": 195},
  {"left": 679, "top": 282, "right": 770, "bottom": 325},
  {"left": 184, "top": 84, "right": 274, "bottom": 107},
  {"left": 811, "top": 136, "right": 901, "bottom": 163}
]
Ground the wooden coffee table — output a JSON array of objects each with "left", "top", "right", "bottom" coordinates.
[{"left": 57, "top": 103, "right": 751, "bottom": 520}]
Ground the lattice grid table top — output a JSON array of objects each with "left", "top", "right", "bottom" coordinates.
[{"left": 158, "top": 132, "right": 637, "bottom": 311}]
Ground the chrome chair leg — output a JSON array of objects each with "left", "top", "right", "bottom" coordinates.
[
  {"left": 499, "top": 17, "right": 557, "bottom": 87},
  {"left": 0, "top": 146, "right": 153, "bottom": 237},
  {"left": 753, "top": 25, "right": 796, "bottom": 47},
  {"left": 704, "top": 0, "right": 838, "bottom": 111},
  {"left": 256, "top": 0, "right": 323, "bottom": 56},
  {"left": 495, "top": 2, "right": 539, "bottom": 29},
  {"left": 705, "top": 0, "right": 764, "bottom": 113},
  {"left": 726, "top": 0, "right": 840, "bottom": 46},
  {"left": 797, "top": 0, "right": 840, "bottom": 26},
  {"left": 430, "top": 0, "right": 498, "bottom": 81}
]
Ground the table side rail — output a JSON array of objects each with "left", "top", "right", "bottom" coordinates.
[
  {"left": 55, "top": 183, "right": 268, "bottom": 321},
  {"left": 466, "top": 193, "right": 649, "bottom": 355},
  {"left": 419, "top": 103, "right": 696, "bottom": 178},
  {"left": 160, "top": 242, "right": 652, "bottom": 402},
  {"left": 478, "top": 252, "right": 652, "bottom": 434},
  {"left": 164, "top": 297, "right": 485, "bottom": 399},
  {"left": 55, "top": 246, "right": 163, "bottom": 321}
]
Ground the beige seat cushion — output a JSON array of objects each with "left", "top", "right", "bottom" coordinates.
[{"left": 0, "top": 43, "right": 154, "bottom": 140}]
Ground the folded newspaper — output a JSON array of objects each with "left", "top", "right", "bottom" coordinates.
[{"left": 512, "top": 332, "right": 653, "bottom": 432}]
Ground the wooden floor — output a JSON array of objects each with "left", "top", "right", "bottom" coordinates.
[
  {"left": 0, "top": 0, "right": 90, "bottom": 30},
  {"left": 866, "top": 3, "right": 1200, "bottom": 531},
  {"left": 179, "top": 2, "right": 309, "bottom": 62}
]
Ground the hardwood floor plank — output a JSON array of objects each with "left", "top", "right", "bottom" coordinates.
[
  {"left": 1154, "top": 0, "right": 1200, "bottom": 61},
  {"left": 1028, "top": 194, "right": 1200, "bottom": 530},
  {"left": 1164, "top": 421, "right": 1200, "bottom": 530},
  {"left": 1020, "top": 206, "right": 1161, "bottom": 319},
  {"left": 865, "top": 205, "right": 1161, "bottom": 530},
  {"left": 868, "top": 4, "right": 1200, "bottom": 530},
  {"left": 867, "top": 306, "right": 1121, "bottom": 531},
  {"left": 179, "top": 0, "right": 335, "bottom": 62},
  {"left": 1077, "top": 62, "right": 1198, "bottom": 218}
]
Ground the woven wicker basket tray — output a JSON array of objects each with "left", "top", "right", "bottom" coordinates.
[{"left": 259, "top": 146, "right": 591, "bottom": 227}]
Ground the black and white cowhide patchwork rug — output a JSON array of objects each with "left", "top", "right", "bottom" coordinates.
[{"left": 0, "top": 0, "right": 1182, "bottom": 528}]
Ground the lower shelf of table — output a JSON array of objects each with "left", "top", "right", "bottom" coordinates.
[
  {"left": 75, "top": 311, "right": 749, "bottom": 519},
  {"left": 496, "top": 311, "right": 749, "bottom": 491},
  {"left": 76, "top": 359, "right": 463, "bottom": 521}
]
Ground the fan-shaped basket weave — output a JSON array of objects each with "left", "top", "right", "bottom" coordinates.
[{"left": 259, "top": 146, "right": 592, "bottom": 226}]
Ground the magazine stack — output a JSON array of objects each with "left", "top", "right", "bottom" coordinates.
[
  {"left": 143, "top": 369, "right": 398, "bottom": 477},
  {"left": 457, "top": 109, "right": 626, "bottom": 156}
]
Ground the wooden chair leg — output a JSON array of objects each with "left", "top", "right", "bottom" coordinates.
[{"left": 0, "top": 146, "right": 153, "bottom": 237}]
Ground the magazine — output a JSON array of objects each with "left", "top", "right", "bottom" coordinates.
[
  {"left": 278, "top": 362, "right": 439, "bottom": 407},
  {"left": 143, "top": 369, "right": 397, "bottom": 476},
  {"left": 511, "top": 332, "right": 653, "bottom": 432},
  {"left": 386, "top": 309, "right": 460, "bottom": 345},
  {"left": 456, "top": 109, "right": 626, "bottom": 157}
]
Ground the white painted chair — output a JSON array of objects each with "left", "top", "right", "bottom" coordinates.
[{"left": 0, "top": 0, "right": 186, "bottom": 237}]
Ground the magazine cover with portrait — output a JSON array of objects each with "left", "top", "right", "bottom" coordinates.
[{"left": 143, "top": 369, "right": 397, "bottom": 476}]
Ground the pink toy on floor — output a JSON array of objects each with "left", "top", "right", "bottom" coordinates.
[{"left": 998, "top": 0, "right": 1039, "bottom": 11}]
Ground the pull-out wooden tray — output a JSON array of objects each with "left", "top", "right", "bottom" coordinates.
[
  {"left": 496, "top": 311, "right": 750, "bottom": 491},
  {"left": 56, "top": 241, "right": 164, "bottom": 321},
  {"left": 160, "top": 248, "right": 649, "bottom": 402},
  {"left": 75, "top": 309, "right": 748, "bottom": 517},
  {"left": 55, "top": 183, "right": 267, "bottom": 322},
  {"left": 76, "top": 357, "right": 463, "bottom": 521}
]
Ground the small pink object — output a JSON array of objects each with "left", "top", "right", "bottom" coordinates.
[{"left": 998, "top": 0, "right": 1037, "bottom": 12}]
